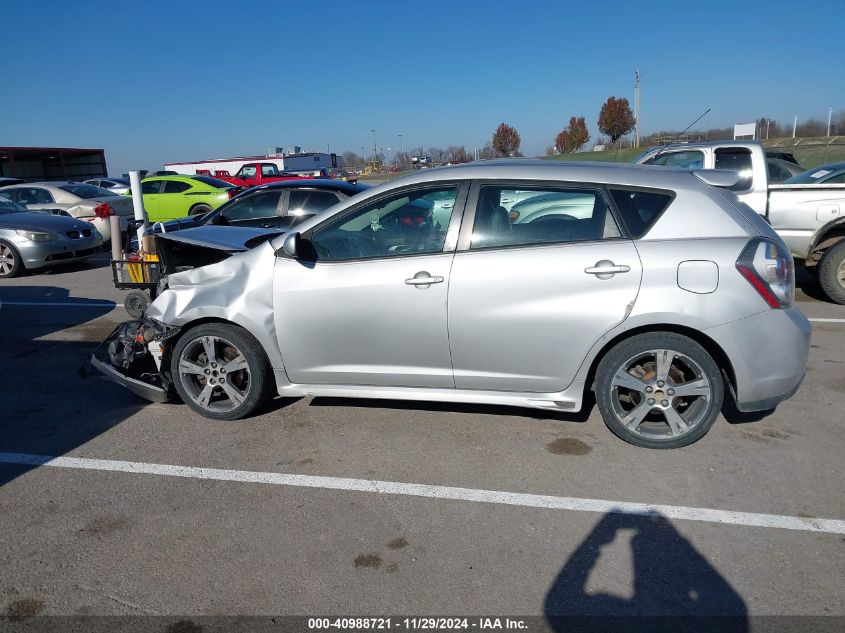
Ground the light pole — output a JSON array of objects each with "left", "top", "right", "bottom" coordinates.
[
  {"left": 634, "top": 70, "right": 640, "bottom": 148},
  {"left": 370, "top": 129, "right": 377, "bottom": 162},
  {"left": 828, "top": 108, "right": 833, "bottom": 137}
]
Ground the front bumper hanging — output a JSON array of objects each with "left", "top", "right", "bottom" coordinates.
[{"left": 80, "top": 318, "right": 180, "bottom": 403}]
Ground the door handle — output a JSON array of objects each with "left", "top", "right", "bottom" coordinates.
[
  {"left": 405, "top": 271, "right": 444, "bottom": 287},
  {"left": 585, "top": 260, "right": 631, "bottom": 279}
]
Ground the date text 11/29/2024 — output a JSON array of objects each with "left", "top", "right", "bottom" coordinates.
[{"left": 308, "top": 618, "right": 528, "bottom": 630}]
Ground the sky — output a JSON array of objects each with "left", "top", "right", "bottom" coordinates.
[{"left": 1, "top": 0, "right": 843, "bottom": 175}]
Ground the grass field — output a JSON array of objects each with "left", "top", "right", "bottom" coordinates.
[{"left": 543, "top": 138, "right": 845, "bottom": 169}]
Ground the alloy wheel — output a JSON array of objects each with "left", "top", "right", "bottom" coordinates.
[
  {"left": 609, "top": 348, "right": 713, "bottom": 441},
  {"left": 0, "top": 243, "right": 16, "bottom": 276},
  {"left": 177, "top": 335, "right": 252, "bottom": 413}
]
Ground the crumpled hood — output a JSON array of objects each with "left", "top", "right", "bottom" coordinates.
[{"left": 156, "top": 225, "right": 287, "bottom": 252}]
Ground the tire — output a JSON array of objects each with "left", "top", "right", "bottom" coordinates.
[
  {"left": 0, "top": 240, "right": 23, "bottom": 278},
  {"left": 124, "top": 290, "right": 150, "bottom": 318},
  {"left": 189, "top": 204, "right": 212, "bottom": 217},
  {"left": 595, "top": 332, "right": 724, "bottom": 449},
  {"left": 170, "top": 323, "right": 274, "bottom": 420},
  {"left": 817, "top": 241, "right": 845, "bottom": 305}
]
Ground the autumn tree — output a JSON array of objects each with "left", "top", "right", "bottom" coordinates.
[
  {"left": 492, "top": 123, "right": 521, "bottom": 157},
  {"left": 555, "top": 116, "right": 590, "bottom": 153},
  {"left": 598, "top": 97, "right": 636, "bottom": 146}
]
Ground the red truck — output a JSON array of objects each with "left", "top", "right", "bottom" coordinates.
[{"left": 195, "top": 162, "right": 313, "bottom": 188}]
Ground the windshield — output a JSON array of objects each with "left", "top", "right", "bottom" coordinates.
[
  {"left": 60, "top": 184, "right": 120, "bottom": 199},
  {"left": 109, "top": 177, "right": 131, "bottom": 186},
  {"left": 0, "top": 198, "right": 28, "bottom": 214},
  {"left": 783, "top": 167, "right": 843, "bottom": 185}
]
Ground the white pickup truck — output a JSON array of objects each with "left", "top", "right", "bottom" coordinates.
[{"left": 634, "top": 141, "right": 845, "bottom": 304}]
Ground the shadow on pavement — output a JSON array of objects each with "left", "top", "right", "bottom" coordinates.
[
  {"left": 544, "top": 512, "right": 747, "bottom": 632},
  {"left": 0, "top": 286, "right": 145, "bottom": 488}
]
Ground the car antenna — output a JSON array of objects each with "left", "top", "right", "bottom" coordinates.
[{"left": 649, "top": 108, "right": 711, "bottom": 163}]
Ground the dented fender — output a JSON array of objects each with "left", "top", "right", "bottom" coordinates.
[{"left": 146, "top": 242, "right": 285, "bottom": 372}]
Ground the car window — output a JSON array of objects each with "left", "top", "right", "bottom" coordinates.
[
  {"left": 287, "top": 190, "right": 341, "bottom": 216},
  {"left": 470, "top": 186, "right": 615, "bottom": 250},
  {"left": 59, "top": 184, "right": 116, "bottom": 199},
  {"left": 88, "top": 180, "right": 102, "bottom": 187},
  {"left": 824, "top": 172, "right": 845, "bottom": 184},
  {"left": 310, "top": 186, "right": 458, "bottom": 261},
  {"left": 15, "top": 187, "right": 54, "bottom": 205},
  {"left": 237, "top": 165, "right": 257, "bottom": 179},
  {"left": 163, "top": 180, "right": 191, "bottom": 194},
  {"left": 222, "top": 191, "right": 282, "bottom": 221},
  {"left": 261, "top": 164, "right": 278, "bottom": 177},
  {"left": 141, "top": 180, "right": 164, "bottom": 194},
  {"left": 714, "top": 148, "right": 753, "bottom": 192},
  {"left": 609, "top": 189, "right": 674, "bottom": 238},
  {"left": 767, "top": 162, "right": 791, "bottom": 183},
  {"left": 644, "top": 150, "right": 704, "bottom": 169}
]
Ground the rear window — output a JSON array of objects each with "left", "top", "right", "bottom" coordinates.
[
  {"left": 59, "top": 184, "right": 118, "bottom": 199},
  {"left": 714, "top": 148, "right": 753, "bottom": 192},
  {"left": 190, "top": 176, "right": 233, "bottom": 189},
  {"left": 609, "top": 189, "right": 674, "bottom": 238}
]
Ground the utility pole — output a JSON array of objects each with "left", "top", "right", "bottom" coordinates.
[
  {"left": 634, "top": 70, "right": 640, "bottom": 148},
  {"left": 793, "top": 115, "right": 798, "bottom": 138},
  {"left": 828, "top": 108, "right": 833, "bottom": 137}
]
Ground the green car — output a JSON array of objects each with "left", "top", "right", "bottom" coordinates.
[{"left": 133, "top": 175, "right": 235, "bottom": 222}]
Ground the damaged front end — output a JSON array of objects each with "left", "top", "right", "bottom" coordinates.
[{"left": 80, "top": 317, "right": 181, "bottom": 403}]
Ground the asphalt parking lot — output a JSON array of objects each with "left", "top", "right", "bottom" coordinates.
[{"left": 1, "top": 254, "right": 844, "bottom": 625}]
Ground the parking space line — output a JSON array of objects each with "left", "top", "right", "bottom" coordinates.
[
  {"left": 808, "top": 318, "right": 845, "bottom": 323},
  {"left": 2, "top": 451, "right": 843, "bottom": 535}
]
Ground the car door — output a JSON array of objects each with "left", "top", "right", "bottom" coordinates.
[
  {"left": 273, "top": 182, "right": 468, "bottom": 388},
  {"left": 158, "top": 179, "right": 193, "bottom": 221},
  {"left": 447, "top": 181, "right": 642, "bottom": 393},
  {"left": 217, "top": 189, "right": 283, "bottom": 227},
  {"left": 140, "top": 179, "right": 163, "bottom": 219}
]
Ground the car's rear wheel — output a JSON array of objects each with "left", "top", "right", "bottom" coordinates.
[
  {"left": 189, "top": 204, "right": 212, "bottom": 216},
  {"left": 817, "top": 241, "right": 845, "bottom": 305},
  {"left": 595, "top": 333, "right": 724, "bottom": 449},
  {"left": 0, "top": 240, "right": 23, "bottom": 278},
  {"left": 170, "top": 323, "right": 274, "bottom": 420}
]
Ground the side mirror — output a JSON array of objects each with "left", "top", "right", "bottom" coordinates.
[{"left": 279, "top": 232, "right": 300, "bottom": 258}]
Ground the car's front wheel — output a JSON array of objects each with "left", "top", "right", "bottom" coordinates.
[
  {"left": 595, "top": 332, "right": 724, "bottom": 448},
  {"left": 0, "top": 240, "right": 23, "bottom": 278},
  {"left": 170, "top": 323, "right": 274, "bottom": 420}
]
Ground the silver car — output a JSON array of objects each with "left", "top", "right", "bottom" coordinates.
[
  {"left": 0, "top": 198, "right": 103, "bottom": 277},
  {"left": 87, "top": 160, "right": 811, "bottom": 448},
  {"left": 0, "top": 181, "right": 135, "bottom": 243}
]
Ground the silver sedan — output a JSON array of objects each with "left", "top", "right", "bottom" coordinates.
[
  {"left": 0, "top": 181, "right": 135, "bottom": 243},
  {"left": 88, "top": 160, "right": 811, "bottom": 448},
  {"left": 0, "top": 198, "right": 103, "bottom": 277}
]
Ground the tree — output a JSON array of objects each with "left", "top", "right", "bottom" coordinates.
[
  {"left": 555, "top": 116, "right": 591, "bottom": 154},
  {"left": 492, "top": 123, "right": 521, "bottom": 157},
  {"left": 598, "top": 97, "right": 636, "bottom": 146},
  {"left": 341, "top": 151, "right": 364, "bottom": 168}
]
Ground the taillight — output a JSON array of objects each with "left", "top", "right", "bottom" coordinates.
[
  {"left": 227, "top": 188, "right": 237, "bottom": 199},
  {"left": 93, "top": 203, "right": 113, "bottom": 219},
  {"left": 736, "top": 238, "right": 794, "bottom": 308}
]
